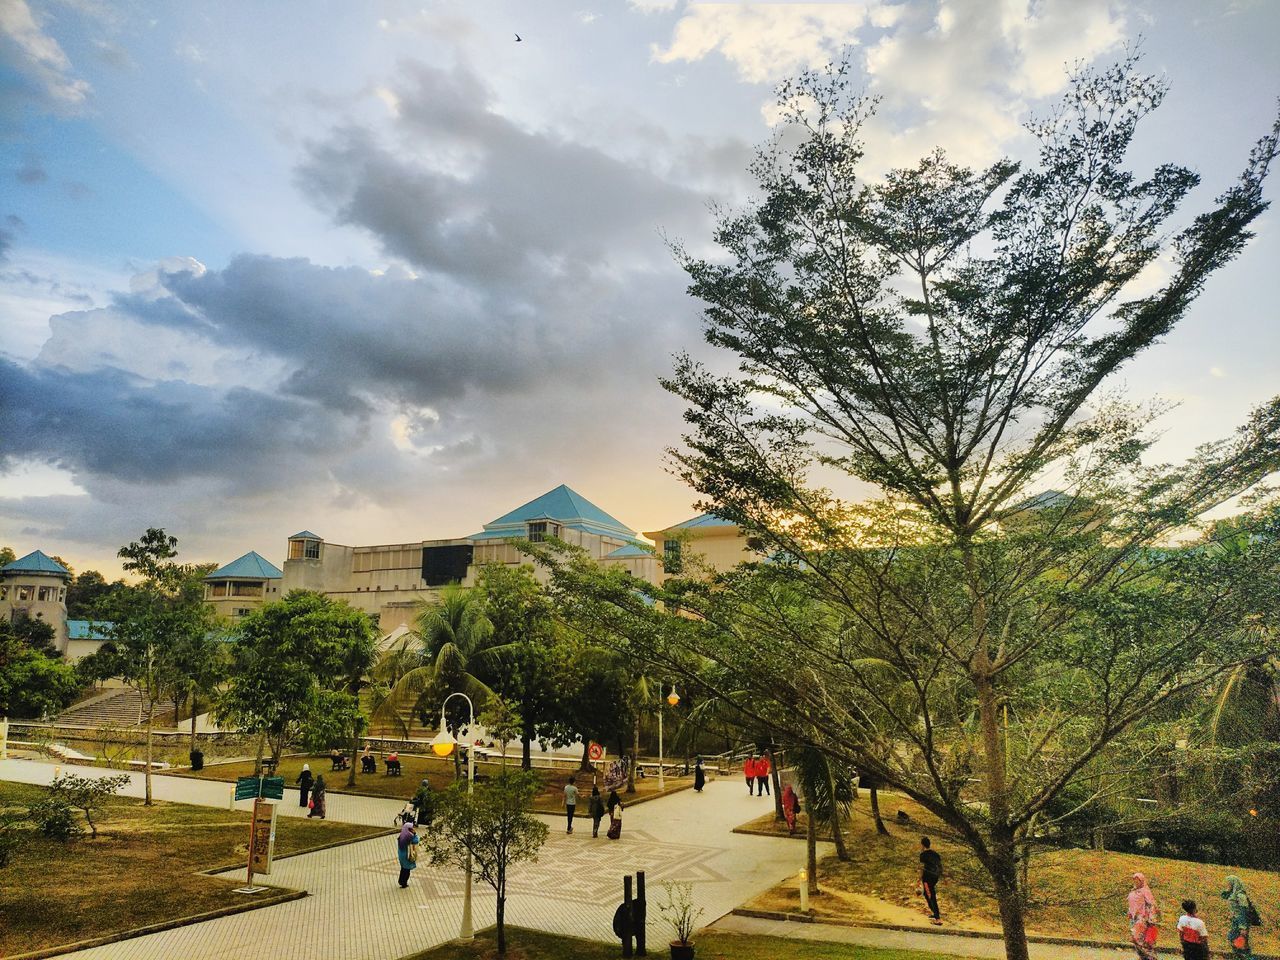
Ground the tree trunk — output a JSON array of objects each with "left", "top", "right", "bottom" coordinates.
[
  {"left": 496, "top": 890, "right": 507, "bottom": 955},
  {"left": 806, "top": 801, "right": 819, "bottom": 895},
  {"left": 768, "top": 745, "right": 784, "bottom": 821},
  {"left": 521, "top": 714, "right": 534, "bottom": 771},
  {"left": 253, "top": 732, "right": 266, "bottom": 777},
  {"left": 826, "top": 760, "right": 849, "bottom": 861},
  {"left": 580, "top": 739, "right": 592, "bottom": 772},
  {"left": 869, "top": 784, "right": 889, "bottom": 835},
  {"left": 347, "top": 724, "right": 359, "bottom": 788},
  {"left": 627, "top": 716, "right": 639, "bottom": 794},
  {"left": 144, "top": 709, "right": 154, "bottom": 806},
  {"left": 189, "top": 694, "right": 199, "bottom": 753},
  {"left": 991, "top": 835, "right": 1031, "bottom": 960}
]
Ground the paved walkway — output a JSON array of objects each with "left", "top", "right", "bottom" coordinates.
[
  {"left": 712, "top": 914, "right": 1142, "bottom": 959},
  {"left": 2, "top": 758, "right": 820, "bottom": 959}
]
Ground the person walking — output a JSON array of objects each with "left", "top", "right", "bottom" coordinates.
[
  {"left": 782, "top": 783, "right": 799, "bottom": 835},
  {"left": 693, "top": 756, "right": 706, "bottom": 793},
  {"left": 308, "top": 773, "right": 327, "bottom": 819},
  {"left": 755, "top": 753, "right": 771, "bottom": 796},
  {"left": 606, "top": 790, "right": 625, "bottom": 840},
  {"left": 563, "top": 777, "right": 579, "bottom": 834},
  {"left": 411, "top": 777, "right": 434, "bottom": 826},
  {"left": 296, "top": 764, "right": 313, "bottom": 808},
  {"left": 744, "top": 755, "right": 757, "bottom": 795},
  {"left": 1222, "top": 875, "right": 1258, "bottom": 958},
  {"left": 919, "top": 836, "right": 943, "bottom": 926},
  {"left": 588, "top": 785, "right": 606, "bottom": 837},
  {"left": 1127, "top": 872, "right": 1159, "bottom": 960},
  {"left": 1177, "top": 899, "right": 1210, "bottom": 960},
  {"left": 396, "top": 819, "right": 419, "bottom": 888}
]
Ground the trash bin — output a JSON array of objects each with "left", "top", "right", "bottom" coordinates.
[{"left": 190, "top": 748, "right": 204, "bottom": 771}]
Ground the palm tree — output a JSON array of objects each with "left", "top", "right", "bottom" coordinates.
[
  {"left": 792, "top": 745, "right": 855, "bottom": 865},
  {"left": 370, "top": 586, "right": 496, "bottom": 768}
]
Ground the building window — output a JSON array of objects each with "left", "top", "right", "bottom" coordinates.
[
  {"left": 0, "top": 586, "right": 7, "bottom": 600},
  {"left": 231, "top": 581, "right": 263, "bottom": 598},
  {"left": 527, "top": 521, "right": 561, "bottom": 543},
  {"left": 37, "top": 586, "right": 56, "bottom": 601},
  {"left": 305, "top": 540, "right": 320, "bottom": 559},
  {"left": 210, "top": 582, "right": 229, "bottom": 598},
  {"left": 663, "top": 540, "right": 683, "bottom": 574},
  {"left": 234, "top": 608, "right": 252, "bottom": 617},
  {"left": 17, "top": 586, "right": 32, "bottom": 601},
  {"left": 58, "top": 588, "right": 66, "bottom": 601}
]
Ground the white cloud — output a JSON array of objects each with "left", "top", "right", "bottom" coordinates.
[
  {"left": 652, "top": 3, "right": 881, "bottom": 84},
  {"left": 0, "top": 0, "right": 90, "bottom": 106}
]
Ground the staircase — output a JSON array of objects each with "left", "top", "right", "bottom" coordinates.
[
  {"left": 366, "top": 697, "right": 435, "bottom": 740},
  {"left": 54, "top": 688, "right": 162, "bottom": 728}
]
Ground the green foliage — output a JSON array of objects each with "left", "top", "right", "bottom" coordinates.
[
  {"left": 0, "top": 617, "right": 79, "bottom": 719},
  {"left": 218, "top": 590, "right": 377, "bottom": 764},
  {"left": 28, "top": 795, "right": 79, "bottom": 841},
  {"left": 0, "top": 811, "right": 25, "bottom": 868},
  {"left": 0, "top": 546, "right": 15, "bottom": 567},
  {"left": 65, "top": 569, "right": 128, "bottom": 620},
  {"left": 45, "top": 773, "right": 129, "bottom": 839},
  {"left": 422, "top": 771, "right": 549, "bottom": 955},
  {"left": 656, "top": 881, "right": 705, "bottom": 946}
]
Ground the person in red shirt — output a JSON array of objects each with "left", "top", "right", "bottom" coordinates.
[
  {"left": 744, "top": 756, "right": 757, "bottom": 795},
  {"left": 755, "top": 754, "right": 772, "bottom": 796}
]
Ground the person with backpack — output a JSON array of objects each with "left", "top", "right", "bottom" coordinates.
[
  {"left": 588, "top": 785, "right": 607, "bottom": 838},
  {"left": 919, "top": 836, "right": 943, "bottom": 926},
  {"left": 396, "top": 818, "right": 419, "bottom": 888},
  {"left": 308, "top": 773, "right": 327, "bottom": 819},
  {"left": 1177, "top": 899, "right": 1210, "bottom": 960},
  {"left": 1221, "top": 875, "right": 1259, "bottom": 958}
]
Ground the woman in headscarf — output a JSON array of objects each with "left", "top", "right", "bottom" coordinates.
[
  {"left": 1127, "top": 872, "right": 1159, "bottom": 960},
  {"left": 782, "top": 783, "right": 799, "bottom": 835},
  {"left": 396, "top": 818, "right": 420, "bottom": 888},
  {"left": 411, "top": 778, "right": 434, "bottom": 825},
  {"left": 296, "top": 763, "right": 313, "bottom": 808},
  {"left": 693, "top": 756, "right": 706, "bottom": 793},
  {"left": 1221, "top": 875, "right": 1256, "bottom": 958},
  {"left": 308, "top": 773, "right": 327, "bottom": 819}
]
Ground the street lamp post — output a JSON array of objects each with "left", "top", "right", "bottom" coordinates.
[
  {"left": 431, "top": 692, "right": 475, "bottom": 943},
  {"left": 658, "top": 684, "right": 680, "bottom": 792}
]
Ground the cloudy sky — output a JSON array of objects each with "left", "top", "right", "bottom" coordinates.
[{"left": 1, "top": 0, "right": 1277, "bottom": 576}]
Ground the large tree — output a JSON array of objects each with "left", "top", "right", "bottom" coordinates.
[
  {"left": 0, "top": 615, "right": 78, "bottom": 719},
  {"left": 218, "top": 591, "right": 377, "bottom": 772},
  {"left": 549, "top": 57, "right": 1280, "bottom": 960},
  {"left": 93, "top": 529, "right": 217, "bottom": 803}
]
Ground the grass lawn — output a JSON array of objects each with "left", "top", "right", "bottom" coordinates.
[
  {"left": 0, "top": 780, "right": 384, "bottom": 956},
  {"left": 182, "top": 753, "right": 690, "bottom": 814},
  {"left": 406, "top": 927, "right": 969, "bottom": 960},
  {"left": 740, "top": 792, "right": 1279, "bottom": 954}
]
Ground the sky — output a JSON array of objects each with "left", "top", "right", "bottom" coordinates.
[{"left": 1, "top": 0, "right": 1277, "bottom": 578}]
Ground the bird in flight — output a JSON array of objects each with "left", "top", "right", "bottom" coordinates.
[{"left": 514, "top": 33, "right": 522, "bottom": 42}]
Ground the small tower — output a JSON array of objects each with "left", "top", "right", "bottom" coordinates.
[
  {"left": 203, "top": 551, "right": 283, "bottom": 621},
  {"left": 282, "top": 530, "right": 327, "bottom": 592},
  {"left": 0, "top": 550, "right": 71, "bottom": 654}
]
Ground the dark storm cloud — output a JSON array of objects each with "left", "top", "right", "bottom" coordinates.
[
  {"left": 0, "top": 357, "right": 356, "bottom": 484},
  {"left": 296, "top": 62, "right": 709, "bottom": 286}
]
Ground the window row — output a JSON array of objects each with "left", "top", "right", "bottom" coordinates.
[{"left": 0, "top": 584, "right": 66, "bottom": 602}]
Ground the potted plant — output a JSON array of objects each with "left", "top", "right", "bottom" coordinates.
[{"left": 657, "top": 880, "right": 705, "bottom": 959}]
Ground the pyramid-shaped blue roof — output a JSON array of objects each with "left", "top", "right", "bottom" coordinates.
[
  {"left": 470, "top": 484, "right": 637, "bottom": 541},
  {"left": 288, "top": 530, "right": 322, "bottom": 540},
  {"left": 606, "top": 543, "right": 653, "bottom": 559},
  {"left": 664, "top": 512, "right": 737, "bottom": 531},
  {"left": 1, "top": 549, "right": 70, "bottom": 577},
  {"left": 205, "top": 551, "right": 283, "bottom": 580}
]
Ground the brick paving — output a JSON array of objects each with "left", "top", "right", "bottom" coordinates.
[{"left": 1, "top": 759, "right": 818, "bottom": 959}]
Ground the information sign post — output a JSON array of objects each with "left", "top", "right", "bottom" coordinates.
[{"left": 233, "top": 777, "right": 282, "bottom": 894}]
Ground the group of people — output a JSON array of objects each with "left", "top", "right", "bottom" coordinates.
[
  {"left": 563, "top": 778, "right": 625, "bottom": 839},
  {"left": 294, "top": 764, "right": 327, "bottom": 818},
  {"left": 743, "top": 754, "right": 772, "bottom": 796},
  {"left": 1128, "top": 872, "right": 1262, "bottom": 960}
]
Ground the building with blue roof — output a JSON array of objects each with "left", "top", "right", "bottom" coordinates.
[
  {"left": 203, "top": 550, "right": 283, "bottom": 621},
  {"left": 644, "top": 512, "right": 756, "bottom": 581},
  {"left": 276, "top": 484, "right": 657, "bottom": 635},
  {"left": 2, "top": 549, "right": 79, "bottom": 657}
]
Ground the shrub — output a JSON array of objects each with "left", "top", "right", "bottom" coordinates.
[
  {"left": 29, "top": 796, "right": 80, "bottom": 841},
  {"left": 48, "top": 773, "right": 130, "bottom": 838},
  {"left": 0, "top": 811, "right": 26, "bottom": 867}
]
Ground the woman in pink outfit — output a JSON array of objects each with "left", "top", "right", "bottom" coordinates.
[{"left": 1127, "top": 872, "right": 1159, "bottom": 960}]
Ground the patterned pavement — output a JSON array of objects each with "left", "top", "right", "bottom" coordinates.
[{"left": 1, "top": 758, "right": 818, "bottom": 960}]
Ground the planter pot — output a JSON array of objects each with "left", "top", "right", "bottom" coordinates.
[{"left": 669, "top": 942, "right": 695, "bottom": 960}]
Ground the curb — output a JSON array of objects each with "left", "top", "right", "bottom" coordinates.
[
  {"left": 727, "top": 909, "right": 1280, "bottom": 959},
  {"left": 8, "top": 889, "right": 308, "bottom": 960}
]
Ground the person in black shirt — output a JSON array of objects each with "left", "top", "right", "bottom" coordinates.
[{"left": 919, "top": 836, "right": 943, "bottom": 925}]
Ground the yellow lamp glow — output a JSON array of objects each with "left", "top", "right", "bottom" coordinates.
[
  {"left": 430, "top": 719, "right": 457, "bottom": 758},
  {"left": 667, "top": 686, "right": 680, "bottom": 707}
]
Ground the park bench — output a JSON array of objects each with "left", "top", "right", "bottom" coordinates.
[{"left": 385, "top": 758, "right": 402, "bottom": 776}]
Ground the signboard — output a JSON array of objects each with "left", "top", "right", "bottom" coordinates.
[
  {"left": 235, "top": 775, "right": 286, "bottom": 801},
  {"left": 249, "top": 798, "right": 276, "bottom": 875}
]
